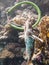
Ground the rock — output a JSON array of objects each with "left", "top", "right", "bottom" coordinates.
[
  {"left": 21, "top": 61, "right": 27, "bottom": 65},
  {"left": 30, "top": 0, "right": 49, "bottom": 15}
]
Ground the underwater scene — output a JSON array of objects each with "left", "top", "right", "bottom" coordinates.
[{"left": 0, "top": 0, "right": 49, "bottom": 65}]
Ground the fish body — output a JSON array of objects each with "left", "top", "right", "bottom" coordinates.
[
  {"left": 25, "top": 36, "right": 35, "bottom": 60},
  {"left": 24, "top": 19, "right": 35, "bottom": 60}
]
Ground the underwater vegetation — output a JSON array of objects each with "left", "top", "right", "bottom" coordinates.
[{"left": 0, "top": 0, "right": 49, "bottom": 65}]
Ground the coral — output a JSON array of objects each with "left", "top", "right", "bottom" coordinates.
[{"left": 35, "top": 15, "right": 49, "bottom": 65}]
